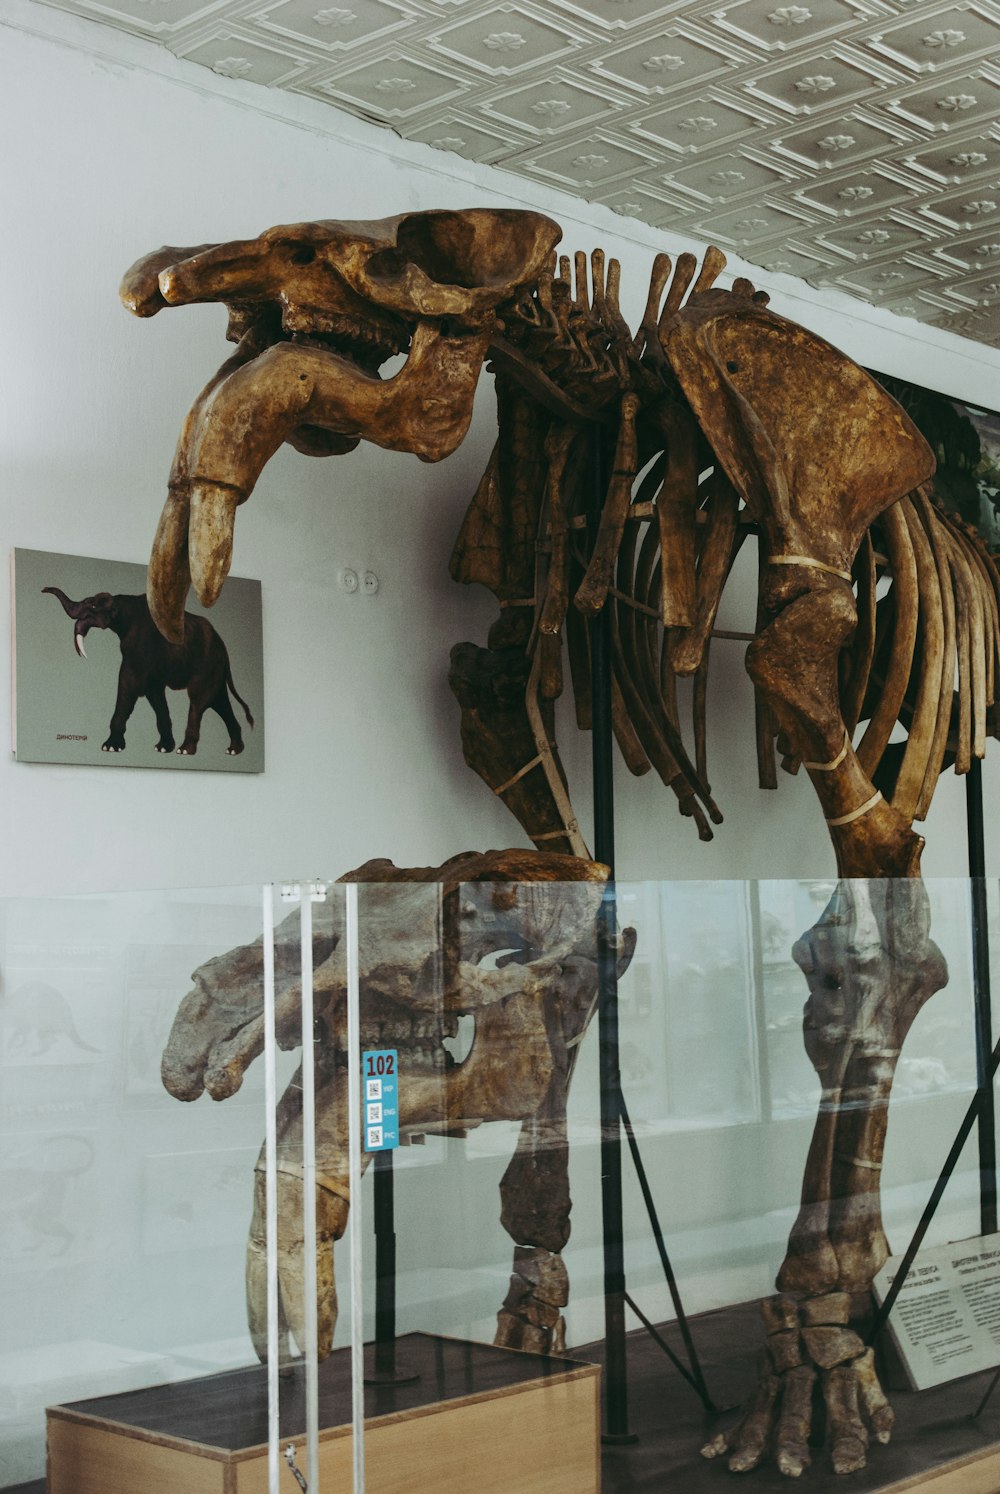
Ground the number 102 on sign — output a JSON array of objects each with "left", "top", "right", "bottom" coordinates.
[{"left": 362, "top": 1049, "right": 399, "bottom": 1152}]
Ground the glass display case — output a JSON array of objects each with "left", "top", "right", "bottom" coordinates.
[{"left": 3, "top": 874, "right": 1000, "bottom": 1491}]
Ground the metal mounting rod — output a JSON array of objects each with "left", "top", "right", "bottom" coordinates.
[
  {"left": 967, "top": 757, "right": 998, "bottom": 1237},
  {"left": 589, "top": 428, "right": 635, "bottom": 1445}
]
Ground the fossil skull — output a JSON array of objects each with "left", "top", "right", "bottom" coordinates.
[
  {"left": 121, "top": 211, "right": 561, "bottom": 641},
  {"left": 159, "top": 850, "right": 629, "bottom": 1360}
]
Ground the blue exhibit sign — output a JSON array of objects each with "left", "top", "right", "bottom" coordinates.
[{"left": 361, "top": 1049, "right": 399, "bottom": 1151}]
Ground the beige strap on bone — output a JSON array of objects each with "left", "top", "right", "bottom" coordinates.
[
  {"left": 803, "top": 731, "right": 851, "bottom": 773},
  {"left": 494, "top": 755, "right": 544, "bottom": 796},
  {"left": 827, "top": 790, "right": 883, "bottom": 827},
  {"left": 834, "top": 1154, "right": 883, "bottom": 1171},
  {"left": 769, "top": 555, "right": 853, "bottom": 583}
]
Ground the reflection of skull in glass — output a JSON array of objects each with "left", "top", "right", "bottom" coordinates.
[{"left": 161, "top": 849, "right": 633, "bottom": 1363}]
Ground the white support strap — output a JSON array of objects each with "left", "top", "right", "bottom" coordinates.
[
  {"left": 769, "top": 554, "right": 852, "bottom": 583},
  {"left": 827, "top": 790, "right": 884, "bottom": 828},
  {"left": 803, "top": 731, "right": 851, "bottom": 773}
]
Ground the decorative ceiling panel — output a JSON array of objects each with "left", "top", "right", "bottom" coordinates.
[{"left": 28, "top": 0, "right": 1000, "bottom": 351}]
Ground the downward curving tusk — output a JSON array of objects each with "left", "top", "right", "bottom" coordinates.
[
  {"left": 147, "top": 487, "right": 193, "bottom": 643},
  {"left": 190, "top": 483, "right": 241, "bottom": 607}
]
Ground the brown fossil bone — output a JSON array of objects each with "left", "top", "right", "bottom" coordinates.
[
  {"left": 703, "top": 879, "right": 946, "bottom": 1477},
  {"left": 121, "top": 211, "right": 560, "bottom": 641},
  {"left": 129, "top": 209, "right": 1000, "bottom": 1477},
  {"left": 161, "top": 849, "right": 633, "bottom": 1362}
]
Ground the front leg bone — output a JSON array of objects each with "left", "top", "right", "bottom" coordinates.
[
  {"left": 246, "top": 1064, "right": 370, "bottom": 1362},
  {"left": 706, "top": 880, "right": 946, "bottom": 1477}
]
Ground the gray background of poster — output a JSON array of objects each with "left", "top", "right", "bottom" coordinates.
[{"left": 12, "top": 549, "right": 264, "bottom": 773}]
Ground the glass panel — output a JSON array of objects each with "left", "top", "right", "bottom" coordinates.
[
  {"left": 3, "top": 875, "right": 996, "bottom": 1490},
  {"left": 0, "top": 885, "right": 271, "bottom": 1490},
  {"left": 343, "top": 874, "right": 994, "bottom": 1492}
]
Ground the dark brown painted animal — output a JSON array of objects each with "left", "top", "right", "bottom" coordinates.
[{"left": 42, "top": 587, "right": 253, "bottom": 756}]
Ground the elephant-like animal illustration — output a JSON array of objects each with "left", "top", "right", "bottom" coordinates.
[
  {"left": 42, "top": 587, "right": 253, "bottom": 756},
  {"left": 122, "top": 209, "right": 1000, "bottom": 1477},
  {"left": 160, "top": 850, "right": 634, "bottom": 1364}
]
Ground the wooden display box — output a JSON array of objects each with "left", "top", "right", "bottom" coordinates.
[{"left": 47, "top": 1333, "right": 599, "bottom": 1494}]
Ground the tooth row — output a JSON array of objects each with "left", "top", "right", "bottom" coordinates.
[{"left": 357, "top": 1011, "right": 459, "bottom": 1048}]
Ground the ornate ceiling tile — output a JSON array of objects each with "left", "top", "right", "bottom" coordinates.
[
  {"left": 660, "top": 149, "right": 798, "bottom": 203},
  {"left": 879, "top": 69, "right": 1000, "bottom": 133},
  {"left": 511, "top": 131, "right": 659, "bottom": 188},
  {"left": 404, "top": 111, "right": 527, "bottom": 161},
  {"left": 250, "top": 0, "right": 415, "bottom": 55},
  {"left": 864, "top": 3, "right": 1000, "bottom": 75},
  {"left": 737, "top": 48, "right": 904, "bottom": 117},
  {"left": 705, "top": 0, "right": 867, "bottom": 56},
  {"left": 427, "top": 5, "right": 585, "bottom": 77},
  {"left": 60, "top": 0, "right": 235, "bottom": 38},
  {"left": 751, "top": 241, "right": 840, "bottom": 276},
  {"left": 586, "top": 182, "right": 689, "bottom": 224},
  {"left": 788, "top": 164, "right": 921, "bottom": 216},
  {"left": 476, "top": 71, "right": 623, "bottom": 135},
  {"left": 585, "top": 26, "right": 740, "bottom": 96},
  {"left": 22, "top": 0, "right": 1000, "bottom": 348},
  {"left": 171, "top": 28, "right": 313, "bottom": 80},
  {"left": 927, "top": 303, "right": 998, "bottom": 337},
  {"left": 944, "top": 265, "right": 1000, "bottom": 305},
  {"left": 304, "top": 49, "right": 469, "bottom": 115},
  {"left": 768, "top": 109, "right": 914, "bottom": 171},
  {"left": 814, "top": 212, "right": 937, "bottom": 260},
  {"left": 829, "top": 257, "right": 950, "bottom": 298},
  {"left": 916, "top": 182, "right": 1000, "bottom": 232},
  {"left": 694, "top": 199, "right": 816, "bottom": 247},
  {"left": 903, "top": 131, "right": 1000, "bottom": 185},
  {"left": 629, "top": 92, "right": 775, "bottom": 152},
  {"left": 545, "top": 0, "right": 690, "bottom": 32}
]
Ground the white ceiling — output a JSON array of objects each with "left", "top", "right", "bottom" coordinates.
[{"left": 33, "top": 0, "right": 1000, "bottom": 352}]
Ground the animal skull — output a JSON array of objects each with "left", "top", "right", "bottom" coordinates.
[
  {"left": 121, "top": 211, "right": 560, "bottom": 641},
  {"left": 160, "top": 850, "right": 628, "bottom": 1360}
]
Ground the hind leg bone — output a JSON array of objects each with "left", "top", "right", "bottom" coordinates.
[{"left": 705, "top": 567, "right": 948, "bottom": 1475}]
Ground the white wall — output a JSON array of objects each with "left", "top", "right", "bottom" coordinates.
[
  {"left": 2, "top": 4, "right": 1000, "bottom": 1482},
  {"left": 2, "top": 0, "right": 1000, "bottom": 900}
]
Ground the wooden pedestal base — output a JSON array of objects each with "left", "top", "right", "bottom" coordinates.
[{"left": 47, "top": 1333, "right": 599, "bottom": 1494}]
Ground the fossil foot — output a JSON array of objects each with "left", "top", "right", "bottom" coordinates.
[
  {"left": 494, "top": 1246, "right": 569, "bottom": 1356},
  {"left": 701, "top": 1293, "right": 892, "bottom": 1477}
]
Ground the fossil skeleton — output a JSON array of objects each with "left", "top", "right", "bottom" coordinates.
[
  {"left": 161, "top": 851, "right": 631, "bottom": 1363},
  {"left": 123, "top": 209, "right": 1000, "bottom": 1477}
]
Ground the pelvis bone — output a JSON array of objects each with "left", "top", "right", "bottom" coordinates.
[
  {"left": 161, "top": 850, "right": 632, "bottom": 1362},
  {"left": 121, "top": 211, "right": 560, "bottom": 641}
]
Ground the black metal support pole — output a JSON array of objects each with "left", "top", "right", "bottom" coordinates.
[
  {"left": 364, "top": 1151, "right": 418, "bottom": 1385},
  {"left": 373, "top": 1150, "right": 396, "bottom": 1375},
  {"left": 967, "top": 756, "right": 998, "bottom": 1237},
  {"left": 589, "top": 431, "right": 636, "bottom": 1446},
  {"left": 618, "top": 1092, "right": 717, "bottom": 1413}
]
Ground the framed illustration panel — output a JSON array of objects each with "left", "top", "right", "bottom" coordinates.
[{"left": 11, "top": 549, "right": 264, "bottom": 772}]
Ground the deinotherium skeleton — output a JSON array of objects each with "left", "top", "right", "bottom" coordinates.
[{"left": 123, "top": 209, "right": 999, "bottom": 1477}]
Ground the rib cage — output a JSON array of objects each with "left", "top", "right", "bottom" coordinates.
[
  {"left": 529, "top": 466, "right": 1000, "bottom": 845},
  {"left": 450, "top": 240, "right": 999, "bottom": 859}
]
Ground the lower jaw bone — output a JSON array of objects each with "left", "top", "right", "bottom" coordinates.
[{"left": 148, "top": 321, "right": 492, "bottom": 633}]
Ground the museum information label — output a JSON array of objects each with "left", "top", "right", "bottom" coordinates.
[
  {"left": 873, "top": 1232, "right": 1000, "bottom": 1389},
  {"left": 362, "top": 1049, "right": 399, "bottom": 1151}
]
